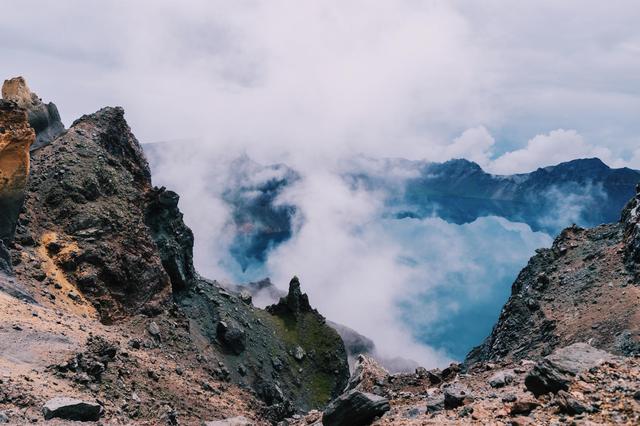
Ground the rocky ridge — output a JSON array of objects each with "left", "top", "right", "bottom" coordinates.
[{"left": 0, "top": 77, "right": 347, "bottom": 424}]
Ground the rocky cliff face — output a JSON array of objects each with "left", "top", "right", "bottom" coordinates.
[
  {"left": 466, "top": 187, "right": 640, "bottom": 365},
  {"left": 0, "top": 99, "right": 34, "bottom": 244},
  {"left": 0, "top": 80, "right": 349, "bottom": 424},
  {"left": 14, "top": 106, "right": 172, "bottom": 322}
]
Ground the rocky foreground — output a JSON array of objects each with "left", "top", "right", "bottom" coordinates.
[{"left": 0, "top": 77, "right": 639, "bottom": 425}]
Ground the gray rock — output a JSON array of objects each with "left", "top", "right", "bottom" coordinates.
[
  {"left": 42, "top": 397, "right": 102, "bottom": 421},
  {"left": 239, "top": 290, "right": 253, "bottom": 305},
  {"left": 555, "top": 390, "right": 590, "bottom": 415},
  {"left": 217, "top": 320, "right": 246, "bottom": 355},
  {"left": 148, "top": 321, "right": 161, "bottom": 339},
  {"left": 293, "top": 345, "right": 306, "bottom": 361},
  {"left": 404, "top": 406, "right": 425, "bottom": 418},
  {"left": 443, "top": 384, "right": 473, "bottom": 409},
  {"left": 204, "top": 416, "right": 253, "bottom": 426},
  {"left": 425, "top": 394, "right": 445, "bottom": 412},
  {"left": 510, "top": 400, "right": 540, "bottom": 416},
  {"left": 525, "top": 343, "right": 615, "bottom": 396},
  {"left": 502, "top": 394, "right": 517, "bottom": 403},
  {"left": 0, "top": 411, "right": 8, "bottom": 423},
  {"left": 488, "top": 370, "right": 515, "bottom": 388},
  {"left": 416, "top": 367, "right": 442, "bottom": 384},
  {"left": 322, "top": 389, "right": 390, "bottom": 426}
]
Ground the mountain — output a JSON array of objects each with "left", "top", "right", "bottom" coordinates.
[{"left": 0, "top": 78, "right": 347, "bottom": 424}]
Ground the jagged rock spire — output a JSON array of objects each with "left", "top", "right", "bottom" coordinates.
[{"left": 266, "top": 276, "right": 313, "bottom": 317}]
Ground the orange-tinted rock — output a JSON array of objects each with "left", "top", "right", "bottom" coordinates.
[{"left": 0, "top": 100, "right": 34, "bottom": 243}]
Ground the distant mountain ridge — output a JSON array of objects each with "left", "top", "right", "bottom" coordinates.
[{"left": 347, "top": 157, "right": 640, "bottom": 234}]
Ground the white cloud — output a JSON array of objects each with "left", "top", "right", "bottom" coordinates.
[
  {"left": 442, "top": 126, "right": 495, "bottom": 167},
  {"left": 3, "top": 1, "right": 640, "bottom": 162},
  {"left": 487, "top": 129, "right": 616, "bottom": 174},
  {"left": 630, "top": 148, "right": 640, "bottom": 169}
]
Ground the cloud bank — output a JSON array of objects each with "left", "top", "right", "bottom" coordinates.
[{"left": 4, "top": 1, "right": 640, "bottom": 366}]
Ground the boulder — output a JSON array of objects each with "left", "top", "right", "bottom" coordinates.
[
  {"left": 488, "top": 370, "right": 515, "bottom": 388},
  {"left": 510, "top": 400, "right": 540, "bottom": 416},
  {"left": 443, "top": 383, "right": 473, "bottom": 409},
  {"left": 344, "top": 355, "right": 389, "bottom": 393},
  {"left": 293, "top": 345, "right": 306, "bottom": 361},
  {"left": 42, "top": 397, "right": 102, "bottom": 421},
  {"left": 525, "top": 343, "right": 615, "bottom": 396},
  {"left": 148, "top": 321, "right": 161, "bottom": 340},
  {"left": 322, "top": 389, "right": 390, "bottom": 426},
  {"left": 416, "top": 367, "right": 442, "bottom": 384},
  {"left": 555, "top": 390, "right": 590, "bottom": 415},
  {"left": 217, "top": 319, "right": 246, "bottom": 355},
  {"left": 425, "top": 394, "right": 445, "bottom": 412},
  {"left": 239, "top": 289, "right": 252, "bottom": 305}
]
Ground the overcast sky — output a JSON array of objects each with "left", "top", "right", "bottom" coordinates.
[
  {"left": 2, "top": 0, "right": 640, "bottom": 172},
  {"left": 4, "top": 1, "right": 640, "bottom": 366}
]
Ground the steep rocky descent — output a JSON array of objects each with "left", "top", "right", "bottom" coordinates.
[
  {"left": 180, "top": 276, "right": 349, "bottom": 417},
  {"left": 2, "top": 77, "right": 65, "bottom": 149},
  {"left": 0, "top": 100, "right": 34, "bottom": 244},
  {"left": 1, "top": 92, "right": 349, "bottom": 419},
  {"left": 466, "top": 187, "right": 640, "bottom": 365},
  {"left": 229, "top": 277, "right": 419, "bottom": 374}
]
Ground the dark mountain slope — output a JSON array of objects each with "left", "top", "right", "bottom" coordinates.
[{"left": 466, "top": 186, "right": 640, "bottom": 364}]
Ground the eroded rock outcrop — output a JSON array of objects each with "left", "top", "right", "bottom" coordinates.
[
  {"left": 266, "top": 276, "right": 312, "bottom": 316},
  {"left": 2, "top": 77, "right": 64, "bottom": 149},
  {"left": 145, "top": 187, "right": 196, "bottom": 291},
  {"left": 0, "top": 99, "right": 34, "bottom": 244},
  {"left": 15, "top": 106, "right": 172, "bottom": 321}
]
